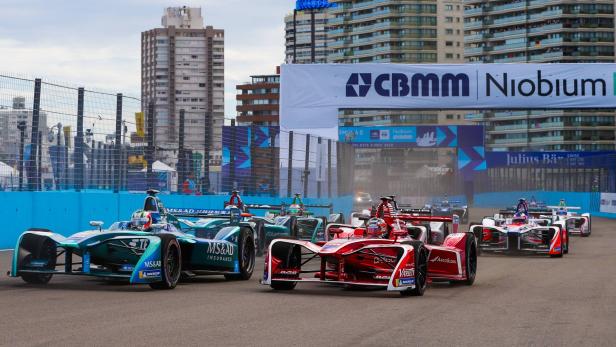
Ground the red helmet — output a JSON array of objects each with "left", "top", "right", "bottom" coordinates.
[{"left": 366, "top": 218, "right": 388, "bottom": 238}]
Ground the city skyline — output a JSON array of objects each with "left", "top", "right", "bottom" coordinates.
[{"left": 0, "top": 0, "right": 295, "bottom": 120}]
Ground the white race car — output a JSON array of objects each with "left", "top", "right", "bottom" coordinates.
[
  {"left": 469, "top": 212, "right": 569, "bottom": 257},
  {"left": 540, "top": 201, "right": 591, "bottom": 237}
]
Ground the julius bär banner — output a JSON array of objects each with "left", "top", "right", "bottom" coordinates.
[{"left": 280, "top": 63, "right": 616, "bottom": 129}]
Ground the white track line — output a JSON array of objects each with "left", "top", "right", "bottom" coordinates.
[{"left": 0, "top": 249, "right": 12, "bottom": 252}]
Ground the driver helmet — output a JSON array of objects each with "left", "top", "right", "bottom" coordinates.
[
  {"left": 366, "top": 218, "right": 388, "bottom": 238},
  {"left": 512, "top": 212, "right": 528, "bottom": 224},
  {"left": 131, "top": 210, "right": 152, "bottom": 230},
  {"left": 287, "top": 204, "right": 302, "bottom": 216}
]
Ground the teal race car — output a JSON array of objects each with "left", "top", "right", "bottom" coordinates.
[
  {"left": 224, "top": 192, "right": 344, "bottom": 255},
  {"left": 9, "top": 190, "right": 255, "bottom": 290}
]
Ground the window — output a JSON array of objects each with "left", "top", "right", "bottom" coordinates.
[
  {"left": 445, "top": 53, "right": 454, "bottom": 59},
  {"left": 445, "top": 28, "right": 454, "bottom": 35},
  {"left": 183, "top": 76, "right": 190, "bottom": 80},
  {"left": 445, "top": 5, "right": 453, "bottom": 11},
  {"left": 446, "top": 114, "right": 454, "bottom": 119},
  {"left": 446, "top": 41, "right": 453, "bottom": 46},
  {"left": 445, "top": 17, "right": 453, "bottom": 23},
  {"left": 199, "top": 83, "right": 206, "bottom": 87}
]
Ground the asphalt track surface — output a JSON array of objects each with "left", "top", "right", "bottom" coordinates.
[{"left": 1, "top": 209, "right": 616, "bottom": 347}]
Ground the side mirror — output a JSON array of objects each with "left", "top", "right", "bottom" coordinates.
[{"left": 89, "top": 220, "right": 104, "bottom": 232}]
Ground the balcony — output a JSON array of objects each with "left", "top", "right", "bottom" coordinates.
[
  {"left": 494, "top": 111, "right": 528, "bottom": 118},
  {"left": 493, "top": 124, "right": 529, "bottom": 131},
  {"left": 529, "top": 51, "right": 564, "bottom": 62},
  {"left": 529, "top": 9, "right": 562, "bottom": 21},
  {"left": 464, "top": 7, "right": 485, "bottom": 16},
  {"left": 494, "top": 15, "right": 526, "bottom": 25},
  {"left": 493, "top": 137, "right": 528, "bottom": 144},
  {"left": 465, "top": 21, "right": 484, "bottom": 30},
  {"left": 493, "top": 41, "right": 527, "bottom": 52},
  {"left": 493, "top": 28, "right": 527, "bottom": 39},
  {"left": 530, "top": 135, "right": 564, "bottom": 143},
  {"left": 494, "top": 55, "right": 528, "bottom": 63},
  {"left": 529, "top": 23, "right": 562, "bottom": 33},
  {"left": 492, "top": 2, "right": 527, "bottom": 13}
]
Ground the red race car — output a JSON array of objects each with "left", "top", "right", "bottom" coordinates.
[{"left": 261, "top": 210, "right": 477, "bottom": 297}]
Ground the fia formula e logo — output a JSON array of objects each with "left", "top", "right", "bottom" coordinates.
[{"left": 346, "top": 73, "right": 372, "bottom": 97}]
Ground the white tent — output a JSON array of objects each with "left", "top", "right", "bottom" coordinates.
[
  {"left": 0, "top": 161, "right": 19, "bottom": 177},
  {"left": 141, "top": 160, "right": 176, "bottom": 173}
]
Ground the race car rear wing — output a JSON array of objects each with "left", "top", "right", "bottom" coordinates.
[
  {"left": 397, "top": 208, "right": 432, "bottom": 216},
  {"left": 244, "top": 203, "right": 334, "bottom": 214},
  {"left": 167, "top": 208, "right": 239, "bottom": 219}
]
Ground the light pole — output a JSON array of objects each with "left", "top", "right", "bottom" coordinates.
[{"left": 17, "top": 121, "right": 27, "bottom": 191}]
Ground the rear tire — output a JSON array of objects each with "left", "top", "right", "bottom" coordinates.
[
  {"left": 469, "top": 223, "right": 482, "bottom": 256},
  {"left": 549, "top": 229, "right": 564, "bottom": 258},
  {"left": 270, "top": 281, "right": 297, "bottom": 290},
  {"left": 400, "top": 241, "right": 429, "bottom": 297},
  {"left": 149, "top": 236, "right": 182, "bottom": 290},
  {"left": 224, "top": 228, "right": 255, "bottom": 281},
  {"left": 253, "top": 220, "right": 265, "bottom": 257}
]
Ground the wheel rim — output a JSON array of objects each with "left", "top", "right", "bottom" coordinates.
[
  {"left": 416, "top": 247, "right": 428, "bottom": 289},
  {"left": 166, "top": 244, "right": 180, "bottom": 282}
]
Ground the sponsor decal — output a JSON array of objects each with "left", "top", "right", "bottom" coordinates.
[
  {"left": 430, "top": 256, "right": 457, "bottom": 264},
  {"left": 144, "top": 260, "right": 161, "bottom": 269},
  {"left": 346, "top": 72, "right": 470, "bottom": 98},
  {"left": 207, "top": 242, "right": 234, "bottom": 256},
  {"left": 278, "top": 270, "right": 299, "bottom": 276},
  {"left": 119, "top": 264, "right": 135, "bottom": 272},
  {"left": 399, "top": 278, "right": 415, "bottom": 286},
  {"left": 374, "top": 256, "right": 396, "bottom": 264},
  {"left": 138, "top": 269, "right": 161, "bottom": 279},
  {"left": 399, "top": 268, "right": 415, "bottom": 278},
  {"left": 129, "top": 239, "right": 148, "bottom": 251}
]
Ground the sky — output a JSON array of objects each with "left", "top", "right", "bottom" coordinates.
[{"left": 0, "top": 0, "right": 295, "bottom": 120}]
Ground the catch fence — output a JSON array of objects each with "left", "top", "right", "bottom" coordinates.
[{"left": 0, "top": 73, "right": 354, "bottom": 198}]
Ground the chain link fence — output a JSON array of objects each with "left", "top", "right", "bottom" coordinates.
[{"left": 0, "top": 73, "right": 353, "bottom": 197}]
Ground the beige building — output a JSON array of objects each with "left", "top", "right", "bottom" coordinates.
[
  {"left": 141, "top": 6, "right": 224, "bottom": 167},
  {"left": 284, "top": 10, "right": 329, "bottom": 64}
]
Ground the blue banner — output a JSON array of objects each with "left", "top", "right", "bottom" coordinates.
[
  {"left": 486, "top": 151, "right": 616, "bottom": 168},
  {"left": 339, "top": 125, "right": 466, "bottom": 148}
]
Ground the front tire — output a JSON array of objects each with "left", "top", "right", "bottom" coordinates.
[
  {"left": 224, "top": 228, "right": 255, "bottom": 281},
  {"left": 400, "top": 241, "right": 429, "bottom": 297},
  {"left": 20, "top": 237, "right": 56, "bottom": 285},
  {"left": 460, "top": 233, "right": 477, "bottom": 285},
  {"left": 149, "top": 236, "right": 182, "bottom": 290}
]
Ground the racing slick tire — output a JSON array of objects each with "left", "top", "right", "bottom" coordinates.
[
  {"left": 224, "top": 228, "right": 255, "bottom": 281},
  {"left": 20, "top": 234, "right": 56, "bottom": 285},
  {"left": 252, "top": 220, "right": 266, "bottom": 257},
  {"left": 563, "top": 228, "right": 570, "bottom": 254},
  {"left": 469, "top": 223, "right": 482, "bottom": 256},
  {"left": 400, "top": 241, "right": 429, "bottom": 297},
  {"left": 549, "top": 229, "right": 565, "bottom": 258},
  {"left": 270, "top": 243, "right": 301, "bottom": 291},
  {"left": 582, "top": 217, "right": 591, "bottom": 237},
  {"left": 454, "top": 233, "right": 477, "bottom": 286},
  {"left": 149, "top": 235, "right": 182, "bottom": 290}
]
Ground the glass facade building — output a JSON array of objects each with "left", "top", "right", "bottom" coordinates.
[{"left": 464, "top": 0, "right": 616, "bottom": 151}]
